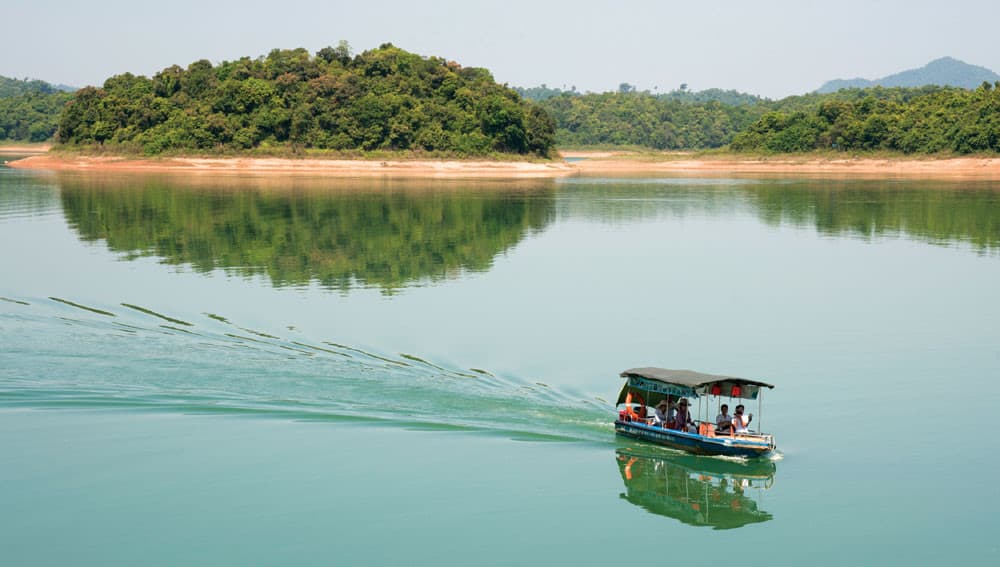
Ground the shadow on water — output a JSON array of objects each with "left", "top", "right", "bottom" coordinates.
[
  {"left": 614, "top": 446, "right": 775, "bottom": 529},
  {"left": 56, "top": 173, "right": 557, "bottom": 294}
]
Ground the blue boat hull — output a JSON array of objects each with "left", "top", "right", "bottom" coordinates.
[{"left": 615, "top": 420, "right": 774, "bottom": 458}]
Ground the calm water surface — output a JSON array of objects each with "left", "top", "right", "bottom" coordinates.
[{"left": 2, "top": 165, "right": 999, "bottom": 564}]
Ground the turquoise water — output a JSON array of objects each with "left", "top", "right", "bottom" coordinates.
[{"left": 2, "top": 165, "right": 1000, "bottom": 564}]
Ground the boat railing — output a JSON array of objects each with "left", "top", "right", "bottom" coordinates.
[
  {"left": 691, "top": 419, "right": 772, "bottom": 442},
  {"left": 618, "top": 416, "right": 775, "bottom": 446}
]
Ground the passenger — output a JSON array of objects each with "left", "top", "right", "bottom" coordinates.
[
  {"left": 716, "top": 404, "right": 733, "bottom": 434},
  {"left": 732, "top": 404, "right": 753, "bottom": 434},
  {"left": 665, "top": 396, "right": 677, "bottom": 424},
  {"left": 661, "top": 396, "right": 678, "bottom": 429},
  {"left": 673, "top": 398, "right": 696, "bottom": 433},
  {"left": 653, "top": 399, "right": 670, "bottom": 427}
]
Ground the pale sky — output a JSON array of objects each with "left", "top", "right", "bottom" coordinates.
[{"left": 4, "top": 0, "right": 999, "bottom": 99}]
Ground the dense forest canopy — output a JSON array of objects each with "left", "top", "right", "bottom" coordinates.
[
  {"left": 0, "top": 75, "right": 74, "bottom": 98},
  {"left": 0, "top": 91, "right": 73, "bottom": 142},
  {"left": 0, "top": 76, "right": 74, "bottom": 142},
  {"left": 515, "top": 83, "right": 764, "bottom": 106},
  {"left": 658, "top": 87, "right": 764, "bottom": 106},
  {"left": 55, "top": 44, "right": 556, "bottom": 157},
  {"left": 529, "top": 84, "right": 1000, "bottom": 153},
  {"left": 4, "top": 53, "right": 1000, "bottom": 155},
  {"left": 518, "top": 84, "right": 767, "bottom": 149},
  {"left": 536, "top": 91, "right": 761, "bottom": 149},
  {"left": 754, "top": 85, "right": 950, "bottom": 115},
  {"left": 513, "top": 84, "right": 578, "bottom": 101},
  {"left": 731, "top": 82, "right": 1000, "bottom": 153}
]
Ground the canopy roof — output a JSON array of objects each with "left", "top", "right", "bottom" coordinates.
[
  {"left": 617, "top": 368, "right": 775, "bottom": 405},
  {"left": 619, "top": 368, "right": 775, "bottom": 390}
]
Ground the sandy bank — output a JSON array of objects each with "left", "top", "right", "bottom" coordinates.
[
  {"left": 9, "top": 152, "right": 1000, "bottom": 180},
  {"left": 7, "top": 155, "right": 574, "bottom": 178},
  {"left": 568, "top": 153, "right": 1000, "bottom": 179}
]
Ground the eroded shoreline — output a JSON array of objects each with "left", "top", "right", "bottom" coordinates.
[
  {"left": 7, "top": 151, "right": 1000, "bottom": 179},
  {"left": 563, "top": 151, "right": 1000, "bottom": 179},
  {"left": 6, "top": 154, "right": 575, "bottom": 178}
]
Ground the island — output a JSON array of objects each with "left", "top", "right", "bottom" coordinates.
[{"left": 5, "top": 49, "right": 1000, "bottom": 178}]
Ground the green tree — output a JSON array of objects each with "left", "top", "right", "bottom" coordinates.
[{"left": 54, "top": 44, "right": 555, "bottom": 157}]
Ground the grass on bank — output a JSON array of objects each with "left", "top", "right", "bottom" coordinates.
[
  {"left": 558, "top": 145, "right": 1000, "bottom": 162},
  {"left": 46, "top": 142, "right": 560, "bottom": 163},
  {"left": 31, "top": 140, "right": 1000, "bottom": 164}
]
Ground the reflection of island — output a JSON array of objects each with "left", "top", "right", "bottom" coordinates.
[
  {"left": 58, "top": 174, "right": 555, "bottom": 293},
  {"left": 559, "top": 179, "right": 1000, "bottom": 253},
  {"left": 750, "top": 180, "right": 1000, "bottom": 253},
  {"left": 615, "top": 448, "right": 775, "bottom": 529}
]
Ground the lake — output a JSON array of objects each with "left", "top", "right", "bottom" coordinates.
[{"left": 2, "top": 164, "right": 999, "bottom": 564}]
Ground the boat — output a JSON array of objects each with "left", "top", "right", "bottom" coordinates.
[
  {"left": 614, "top": 367, "right": 776, "bottom": 458},
  {"left": 615, "top": 447, "right": 775, "bottom": 529}
]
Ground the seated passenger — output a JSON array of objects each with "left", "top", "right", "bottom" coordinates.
[
  {"left": 666, "top": 396, "right": 677, "bottom": 422},
  {"left": 663, "top": 396, "right": 678, "bottom": 429},
  {"left": 716, "top": 404, "right": 733, "bottom": 434},
  {"left": 732, "top": 404, "right": 753, "bottom": 434},
  {"left": 673, "top": 398, "right": 696, "bottom": 433},
  {"left": 652, "top": 400, "right": 670, "bottom": 427}
]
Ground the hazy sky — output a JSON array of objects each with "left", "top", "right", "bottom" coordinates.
[{"left": 4, "top": 0, "right": 998, "bottom": 98}]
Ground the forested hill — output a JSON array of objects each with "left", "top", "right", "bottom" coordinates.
[
  {"left": 524, "top": 85, "right": 763, "bottom": 149},
  {"left": 816, "top": 57, "right": 1000, "bottom": 93},
  {"left": 516, "top": 84, "right": 764, "bottom": 106},
  {"left": 537, "top": 92, "right": 761, "bottom": 149},
  {"left": 0, "top": 76, "right": 75, "bottom": 142},
  {"left": 731, "top": 83, "right": 1000, "bottom": 153},
  {"left": 56, "top": 44, "right": 556, "bottom": 157},
  {"left": 0, "top": 76, "right": 75, "bottom": 98}
]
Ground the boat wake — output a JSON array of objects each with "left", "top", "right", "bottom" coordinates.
[{"left": 0, "top": 294, "right": 612, "bottom": 444}]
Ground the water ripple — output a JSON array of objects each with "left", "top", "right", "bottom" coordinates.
[{"left": 1, "top": 295, "right": 613, "bottom": 444}]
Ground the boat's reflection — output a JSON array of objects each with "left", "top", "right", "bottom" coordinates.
[{"left": 615, "top": 447, "right": 775, "bottom": 529}]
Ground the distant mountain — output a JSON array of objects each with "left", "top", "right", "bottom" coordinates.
[
  {"left": 816, "top": 57, "right": 1000, "bottom": 94},
  {"left": 0, "top": 75, "right": 75, "bottom": 98}
]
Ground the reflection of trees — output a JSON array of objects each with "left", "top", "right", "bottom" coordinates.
[
  {"left": 615, "top": 449, "right": 774, "bottom": 530},
  {"left": 59, "top": 175, "right": 555, "bottom": 292},
  {"left": 559, "top": 178, "right": 1000, "bottom": 253},
  {"left": 749, "top": 180, "right": 1000, "bottom": 253},
  {"left": 0, "top": 173, "right": 60, "bottom": 215}
]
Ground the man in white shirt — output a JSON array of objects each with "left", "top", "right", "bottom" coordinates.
[{"left": 733, "top": 404, "right": 753, "bottom": 434}]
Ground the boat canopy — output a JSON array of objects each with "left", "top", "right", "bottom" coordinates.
[{"left": 617, "top": 367, "right": 775, "bottom": 405}]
